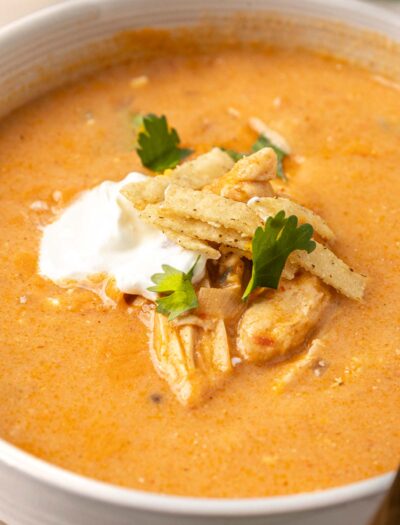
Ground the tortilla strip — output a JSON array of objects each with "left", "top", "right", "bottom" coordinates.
[
  {"left": 291, "top": 242, "right": 366, "bottom": 300},
  {"left": 205, "top": 147, "right": 277, "bottom": 199},
  {"left": 157, "top": 227, "right": 220, "bottom": 260},
  {"left": 249, "top": 197, "right": 335, "bottom": 242},
  {"left": 282, "top": 260, "right": 299, "bottom": 281},
  {"left": 140, "top": 204, "right": 251, "bottom": 252},
  {"left": 220, "top": 241, "right": 363, "bottom": 298},
  {"left": 229, "top": 147, "right": 278, "bottom": 182},
  {"left": 220, "top": 180, "right": 275, "bottom": 203},
  {"left": 163, "top": 185, "right": 262, "bottom": 237},
  {"left": 121, "top": 148, "right": 233, "bottom": 209}
]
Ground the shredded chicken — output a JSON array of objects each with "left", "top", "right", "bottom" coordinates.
[
  {"left": 237, "top": 274, "right": 329, "bottom": 364},
  {"left": 150, "top": 311, "right": 232, "bottom": 407},
  {"left": 197, "top": 287, "right": 244, "bottom": 320},
  {"left": 272, "top": 338, "right": 328, "bottom": 393},
  {"left": 147, "top": 148, "right": 337, "bottom": 406}
]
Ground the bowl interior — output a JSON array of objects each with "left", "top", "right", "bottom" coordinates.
[{"left": 0, "top": 0, "right": 398, "bottom": 516}]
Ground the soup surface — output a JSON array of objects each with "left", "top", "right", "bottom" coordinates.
[{"left": 0, "top": 30, "right": 399, "bottom": 497}]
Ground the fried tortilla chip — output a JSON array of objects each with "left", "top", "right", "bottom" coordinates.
[
  {"left": 249, "top": 197, "right": 335, "bottom": 242},
  {"left": 291, "top": 242, "right": 366, "bottom": 300},
  {"left": 163, "top": 185, "right": 262, "bottom": 236},
  {"left": 140, "top": 204, "right": 251, "bottom": 252},
  {"left": 159, "top": 228, "right": 220, "bottom": 260},
  {"left": 206, "top": 147, "right": 277, "bottom": 201},
  {"left": 122, "top": 148, "right": 233, "bottom": 209},
  {"left": 229, "top": 147, "right": 278, "bottom": 182},
  {"left": 218, "top": 245, "right": 253, "bottom": 260},
  {"left": 220, "top": 180, "right": 275, "bottom": 202}
]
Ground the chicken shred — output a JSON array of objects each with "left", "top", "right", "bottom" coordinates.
[
  {"left": 237, "top": 274, "right": 329, "bottom": 364},
  {"left": 150, "top": 311, "right": 232, "bottom": 407},
  {"left": 147, "top": 147, "right": 336, "bottom": 406}
]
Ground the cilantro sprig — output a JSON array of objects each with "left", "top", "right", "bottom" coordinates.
[
  {"left": 242, "top": 211, "right": 316, "bottom": 300},
  {"left": 136, "top": 114, "right": 192, "bottom": 173},
  {"left": 148, "top": 257, "right": 200, "bottom": 320}
]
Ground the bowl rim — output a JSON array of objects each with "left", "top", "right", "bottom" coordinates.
[
  {"left": 0, "top": 0, "right": 398, "bottom": 517},
  {"left": 0, "top": 437, "right": 395, "bottom": 516}
]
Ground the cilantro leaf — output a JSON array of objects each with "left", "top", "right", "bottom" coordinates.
[
  {"left": 252, "top": 135, "right": 288, "bottom": 181},
  {"left": 148, "top": 258, "right": 199, "bottom": 320},
  {"left": 242, "top": 211, "right": 316, "bottom": 300},
  {"left": 136, "top": 114, "right": 192, "bottom": 173}
]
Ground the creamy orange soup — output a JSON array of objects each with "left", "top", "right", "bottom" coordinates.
[{"left": 0, "top": 30, "right": 399, "bottom": 498}]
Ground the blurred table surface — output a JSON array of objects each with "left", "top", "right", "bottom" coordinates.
[{"left": 0, "top": 0, "right": 400, "bottom": 27}]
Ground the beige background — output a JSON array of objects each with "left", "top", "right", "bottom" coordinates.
[{"left": 0, "top": 0, "right": 400, "bottom": 26}]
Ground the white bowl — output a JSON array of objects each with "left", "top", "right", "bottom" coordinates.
[{"left": 0, "top": 1, "right": 398, "bottom": 524}]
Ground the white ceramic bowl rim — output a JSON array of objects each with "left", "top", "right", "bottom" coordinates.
[
  {"left": 0, "top": 437, "right": 395, "bottom": 516},
  {"left": 0, "top": 0, "right": 398, "bottom": 517}
]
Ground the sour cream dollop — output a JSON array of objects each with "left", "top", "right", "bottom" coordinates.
[{"left": 39, "top": 173, "right": 206, "bottom": 300}]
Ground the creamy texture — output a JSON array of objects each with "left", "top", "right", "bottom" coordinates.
[
  {"left": 39, "top": 173, "right": 206, "bottom": 299},
  {"left": 0, "top": 32, "right": 400, "bottom": 498}
]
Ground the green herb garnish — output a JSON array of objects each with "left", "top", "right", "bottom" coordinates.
[
  {"left": 242, "top": 211, "right": 316, "bottom": 300},
  {"left": 148, "top": 257, "right": 200, "bottom": 320},
  {"left": 136, "top": 114, "right": 192, "bottom": 173},
  {"left": 252, "top": 135, "right": 288, "bottom": 181}
]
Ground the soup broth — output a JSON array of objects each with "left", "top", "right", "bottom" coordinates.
[{"left": 0, "top": 30, "right": 399, "bottom": 497}]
